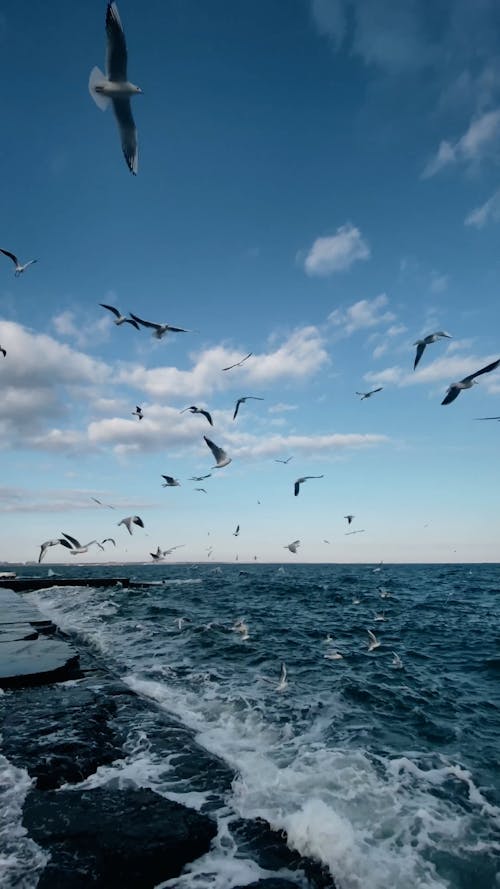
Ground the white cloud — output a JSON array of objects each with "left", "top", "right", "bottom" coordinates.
[
  {"left": 329, "top": 293, "right": 395, "bottom": 335},
  {"left": 429, "top": 272, "right": 449, "bottom": 294},
  {"left": 52, "top": 310, "right": 110, "bottom": 348},
  {"left": 365, "top": 353, "right": 500, "bottom": 390},
  {"left": 372, "top": 343, "right": 388, "bottom": 359},
  {"left": 465, "top": 188, "right": 500, "bottom": 228},
  {"left": 223, "top": 431, "right": 390, "bottom": 460},
  {"left": 422, "top": 109, "right": 500, "bottom": 178},
  {"left": 268, "top": 403, "right": 298, "bottom": 414},
  {"left": 386, "top": 324, "right": 408, "bottom": 337},
  {"left": 302, "top": 223, "right": 370, "bottom": 276}
]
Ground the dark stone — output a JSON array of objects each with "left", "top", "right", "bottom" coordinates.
[
  {"left": 0, "top": 629, "right": 38, "bottom": 642},
  {"left": 23, "top": 786, "right": 217, "bottom": 888},
  {"left": 0, "top": 637, "right": 81, "bottom": 688}
]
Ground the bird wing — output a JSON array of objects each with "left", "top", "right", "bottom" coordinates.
[
  {"left": 61, "top": 532, "right": 81, "bottom": 548},
  {"left": 162, "top": 475, "right": 175, "bottom": 484},
  {"left": 112, "top": 97, "right": 138, "bottom": 175},
  {"left": 414, "top": 342, "right": 426, "bottom": 370},
  {"left": 100, "top": 303, "right": 121, "bottom": 318},
  {"left": 133, "top": 516, "right": 144, "bottom": 528},
  {"left": 371, "top": 388, "right": 383, "bottom": 394},
  {"left": 475, "top": 416, "right": 500, "bottom": 420},
  {"left": 441, "top": 385, "right": 460, "bottom": 406},
  {"left": 102, "top": 538, "right": 116, "bottom": 546},
  {"left": 0, "top": 248, "right": 18, "bottom": 265},
  {"left": 165, "top": 325, "right": 189, "bottom": 333},
  {"left": 222, "top": 352, "right": 252, "bottom": 371},
  {"left": 368, "top": 630, "right": 377, "bottom": 643},
  {"left": 304, "top": 475, "right": 324, "bottom": 481},
  {"left": 118, "top": 517, "right": 132, "bottom": 534},
  {"left": 105, "top": 1, "right": 128, "bottom": 81},
  {"left": 294, "top": 480, "right": 301, "bottom": 496},
  {"left": 204, "top": 436, "right": 231, "bottom": 467},
  {"left": 129, "top": 313, "right": 161, "bottom": 330},
  {"left": 279, "top": 663, "right": 287, "bottom": 683},
  {"left": 123, "top": 318, "right": 140, "bottom": 329},
  {"left": 464, "top": 358, "right": 500, "bottom": 383},
  {"left": 199, "top": 410, "right": 213, "bottom": 425},
  {"left": 233, "top": 399, "right": 242, "bottom": 420}
]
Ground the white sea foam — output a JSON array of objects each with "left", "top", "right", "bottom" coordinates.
[{"left": 0, "top": 754, "right": 48, "bottom": 889}]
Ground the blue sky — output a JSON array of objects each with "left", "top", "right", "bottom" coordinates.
[{"left": 0, "top": 0, "right": 499, "bottom": 564}]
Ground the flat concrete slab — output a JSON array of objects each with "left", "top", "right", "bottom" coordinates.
[{"left": 0, "top": 638, "right": 80, "bottom": 688}]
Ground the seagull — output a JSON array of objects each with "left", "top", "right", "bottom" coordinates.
[
  {"left": 91, "top": 497, "right": 115, "bottom": 509},
  {"left": 195, "top": 487, "right": 207, "bottom": 494},
  {"left": 163, "top": 544, "right": 185, "bottom": 555},
  {"left": 189, "top": 474, "right": 211, "bottom": 481},
  {"left": 99, "top": 303, "right": 140, "bottom": 329},
  {"left": 285, "top": 539, "right": 300, "bottom": 554},
  {"left": 344, "top": 515, "right": 355, "bottom": 525},
  {"left": 88, "top": 2, "right": 142, "bottom": 174},
  {"left": 161, "top": 475, "right": 180, "bottom": 487},
  {"left": 275, "top": 456, "right": 293, "bottom": 464},
  {"left": 61, "top": 533, "right": 105, "bottom": 555},
  {"left": 38, "top": 538, "right": 73, "bottom": 563},
  {"left": 233, "top": 396, "right": 264, "bottom": 420},
  {"left": 204, "top": 436, "right": 231, "bottom": 468},
  {"left": 0, "top": 346, "right": 6, "bottom": 357},
  {"left": 150, "top": 546, "right": 165, "bottom": 561},
  {"left": 356, "top": 388, "right": 383, "bottom": 400},
  {"left": 132, "top": 405, "right": 143, "bottom": 420},
  {"left": 0, "top": 249, "right": 37, "bottom": 277},
  {"left": 441, "top": 359, "right": 500, "bottom": 405},
  {"left": 101, "top": 537, "right": 116, "bottom": 547},
  {"left": 367, "top": 630, "right": 381, "bottom": 651},
  {"left": 233, "top": 524, "right": 240, "bottom": 537},
  {"left": 374, "top": 612, "right": 386, "bottom": 622},
  {"left": 118, "top": 515, "right": 144, "bottom": 535},
  {"left": 181, "top": 406, "right": 213, "bottom": 426},
  {"left": 392, "top": 652, "right": 403, "bottom": 669},
  {"left": 222, "top": 352, "right": 252, "bottom": 371},
  {"left": 345, "top": 529, "right": 366, "bottom": 536},
  {"left": 129, "top": 313, "right": 190, "bottom": 339},
  {"left": 324, "top": 650, "right": 344, "bottom": 660},
  {"left": 294, "top": 476, "right": 324, "bottom": 496},
  {"left": 276, "top": 662, "right": 288, "bottom": 691},
  {"left": 233, "top": 618, "right": 250, "bottom": 641},
  {"left": 413, "top": 331, "right": 452, "bottom": 370},
  {"left": 475, "top": 416, "right": 500, "bottom": 421}
]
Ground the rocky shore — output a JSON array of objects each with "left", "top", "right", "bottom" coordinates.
[{"left": 0, "top": 587, "right": 335, "bottom": 889}]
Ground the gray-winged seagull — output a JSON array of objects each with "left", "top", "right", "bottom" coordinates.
[
  {"left": 294, "top": 476, "right": 324, "bottom": 496},
  {"left": 413, "top": 331, "right": 451, "bottom": 370},
  {"left": 181, "top": 406, "right": 213, "bottom": 426},
  {"left": 100, "top": 303, "right": 140, "bottom": 329},
  {"left": 129, "top": 313, "right": 190, "bottom": 339},
  {"left": 204, "top": 436, "right": 231, "bottom": 468},
  {"left": 118, "top": 515, "right": 144, "bottom": 535},
  {"left": 38, "top": 538, "right": 73, "bottom": 563},
  {"left": 441, "top": 359, "right": 500, "bottom": 405},
  {"left": 0, "top": 249, "right": 37, "bottom": 277},
  {"left": 233, "top": 396, "right": 264, "bottom": 420},
  {"left": 222, "top": 353, "right": 253, "bottom": 371},
  {"left": 356, "top": 388, "right": 383, "bottom": 400}
]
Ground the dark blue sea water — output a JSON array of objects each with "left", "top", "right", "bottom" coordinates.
[{"left": 2, "top": 563, "right": 500, "bottom": 889}]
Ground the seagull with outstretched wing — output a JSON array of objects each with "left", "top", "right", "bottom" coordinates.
[
  {"left": 204, "top": 436, "right": 231, "bottom": 468},
  {"left": 130, "top": 313, "right": 190, "bottom": 339},
  {"left": 413, "top": 331, "right": 451, "bottom": 370},
  {"left": 233, "top": 395, "right": 264, "bottom": 420},
  {"left": 0, "top": 248, "right": 37, "bottom": 277},
  {"left": 441, "top": 359, "right": 500, "bottom": 405},
  {"left": 100, "top": 303, "right": 140, "bottom": 329},
  {"left": 294, "top": 476, "right": 324, "bottom": 496}
]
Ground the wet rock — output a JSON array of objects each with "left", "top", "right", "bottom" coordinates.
[
  {"left": 23, "top": 786, "right": 217, "bottom": 888},
  {"left": 0, "top": 637, "right": 80, "bottom": 689}
]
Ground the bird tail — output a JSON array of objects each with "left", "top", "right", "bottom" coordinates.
[{"left": 88, "top": 67, "right": 110, "bottom": 110}]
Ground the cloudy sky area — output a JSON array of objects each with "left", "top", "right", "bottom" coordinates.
[{"left": 0, "top": 0, "right": 499, "bottom": 563}]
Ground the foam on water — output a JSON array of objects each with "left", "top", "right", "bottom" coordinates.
[{"left": 0, "top": 753, "right": 48, "bottom": 889}]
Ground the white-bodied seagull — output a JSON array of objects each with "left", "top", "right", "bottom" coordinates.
[
  {"left": 0, "top": 249, "right": 37, "bottom": 277},
  {"left": 130, "top": 313, "right": 190, "bottom": 339},
  {"left": 100, "top": 303, "right": 140, "bottom": 329},
  {"left": 204, "top": 436, "right": 231, "bottom": 468},
  {"left": 441, "top": 359, "right": 500, "bottom": 405},
  {"left": 413, "top": 331, "right": 451, "bottom": 370}
]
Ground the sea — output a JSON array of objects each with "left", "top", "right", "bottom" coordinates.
[{"left": 1, "top": 562, "right": 499, "bottom": 889}]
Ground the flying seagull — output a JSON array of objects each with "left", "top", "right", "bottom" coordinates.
[
  {"left": 181, "top": 406, "right": 213, "bottom": 426},
  {"left": 367, "top": 630, "right": 381, "bottom": 651},
  {"left": 89, "top": 2, "right": 142, "bottom": 174},
  {"left": 284, "top": 539, "right": 300, "bottom": 554},
  {"left": 0, "top": 346, "right": 6, "bottom": 358},
  {"left": 161, "top": 475, "right": 180, "bottom": 487},
  {"left": 189, "top": 474, "right": 211, "bottom": 481},
  {"left": 164, "top": 544, "right": 186, "bottom": 555},
  {"left": 118, "top": 515, "right": 144, "bottom": 535},
  {"left": 101, "top": 537, "right": 116, "bottom": 547},
  {"left": 129, "top": 313, "right": 190, "bottom": 339},
  {"left": 344, "top": 515, "right": 355, "bottom": 525},
  {"left": 233, "top": 524, "right": 240, "bottom": 537},
  {"left": 345, "top": 529, "right": 366, "bottom": 536},
  {"left": 99, "top": 303, "right": 140, "bottom": 329},
  {"left": 475, "top": 416, "right": 500, "bottom": 421},
  {"left": 204, "top": 436, "right": 231, "bottom": 468},
  {"left": 0, "top": 249, "right": 37, "bottom": 277},
  {"left": 195, "top": 487, "right": 207, "bottom": 493},
  {"left": 222, "top": 352, "right": 253, "bottom": 371},
  {"left": 441, "top": 359, "right": 500, "bottom": 405},
  {"left": 356, "top": 388, "right": 383, "bottom": 400},
  {"left": 150, "top": 546, "right": 165, "bottom": 561},
  {"left": 233, "top": 396, "right": 264, "bottom": 420},
  {"left": 91, "top": 497, "right": 115, "bottom": 509},
  {"left": 61, "top": 533, "right": 105, "bottom": 555},
  {"left": 132, "top": 405, "right": 143, "bottom": 420},
  {"left": 38, "top": 538, "right": 73, "bottom": 563},
  {"left": 294, "top": 475, "right": 324, "bottom": 496},
  {"left": 413, "top": 331, "right": 451, "bottom": 370},
  {"left": 275, "top": 456, "right": 293, "bottom": 464}
]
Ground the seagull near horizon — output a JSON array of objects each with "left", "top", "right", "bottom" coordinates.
[
  {"left": 99, "top": 304, "right": 140, "bottom": 329},
  {"left": 233, "top": 396, "right": 264, "bottom": 420},
  {"left": 413, "top": 331, "right": 452, "bottom": 370},
  {"left": 161, "top": 475, "right": 180, "bottom": 487},
  {"left": 285, "top": 539, "right": 300, "bottom": 554},
  {"left": 356, "top": 388, "right": 383, "bottom": 400},
  {"left": 275, "top": 456, "right": 293, "bottom": 464},
  {"left": 118, "top": 515, "right": 144, "bottom": 535},
  {"left": 181, "top": 406, "right": 213, "bottom": 426},
  {"left": 38, "top": 538, "right": 73, "bottom": 563},
  {"left": 344, "top": 515, "right": 355, "bottom": 525},
  {"left": 89, "top": 2, "right": 142, "bottom": 174},
  {"left": 0, "top": 249, "right": 37, "bottom": 277},
  {"left": 204, "top": 436, "right": 231, "bottom": 468},
  {"left": 233, "top": 524, "right": 240, "bottom": 537},
  {"left": 294, "top": 475, "right": 324, "bottom": 496},
  {"left": 130, "top": 313, "right": 190, "bottom": 339},
  {"left": 132, "top": 405, "right": 143, "bottom": 420},
  {"left": 441, "top": 359, "right": 500, "bottom": 405},
  {"left": 61, "top": 533, "right": 105, "bottom": 555},
  {"left": 367, "top": 630, "right": 381, "bottom": 651},
  {"left": 150, "top": 546, "right": 165, "bottom": 561},
  {"left": 222, "top": 352, "right": 252, "bottom": 371}
]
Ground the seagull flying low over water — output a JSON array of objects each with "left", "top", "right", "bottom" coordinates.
[
  {"left": 118, "top": 515, "right": 144, "bottom": 535},
  {"left": 204, "top": 436, "right": 231, "bottom": 468},
  {"left": 344, "top": 515, "right": 355, "bottom": 525},
  {"left": 162, "top": 475, "right": 180, "bottom": 487},
  {"left": 441, "top": 359, "right": 500, "bottom": 405},
  {"left": 38, "top": 538, "right": 73, "bottom": 563},
  {"left": 275, "top": 456, "right": 293, "bottom": 464},
  {"left": 356, "top": 388, "right": 383, "bottom": 400},
  {"left": 294, "top": 476, "right": 324, "bottom": 496},
  {"left": 99, "top": 303, "right": 140, "bottom": 328},
  {"left": 61, "top": 533, "right": 105, "bottom": 555},
  {"left": 132, "top": 406, "right": 143, "bottom": 420},
  {"left": 413, "top": 331, "right": 452, "bottom": 370},
  {"left": 233, "top": 396, "right": 264, "bottom": 420},
  {"left": 181, "top": 406, "right": 213, "bottom": 426},
  {"left": 222, "top": 352, "right": 253, "bottom": 371},
  {"left": 89, "top": 2, "right": 142, "bottom": 174},
  {"left": 367, "top": 630, "right": 381, "bottom": 651},
  {"left": 285, "top": 539, "right": 300, "bottom": 554},
  {"left": 0, "top": 249, "right": 37, "bottom": 277},
  {"left": 130, "top": 313, "right": 190, "bottom": 339}
]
